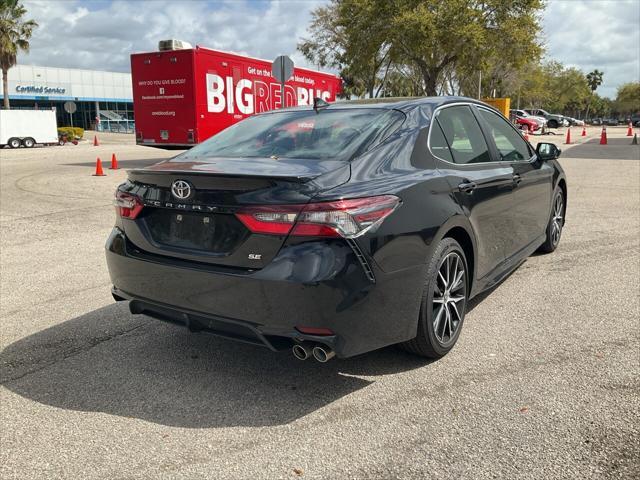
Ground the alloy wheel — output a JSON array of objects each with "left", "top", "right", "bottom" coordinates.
[
  {"left": 432, "top": 252, "right": 466, "bottom": 346},
  {"left": 551, "top": 194, "right": 563, "bottom": 246}
]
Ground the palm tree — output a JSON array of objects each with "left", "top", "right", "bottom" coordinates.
[
  {"left": 0, "top": 0, "right": 38, "bottom": 110},
  {"left": 584, "top": 69, "right": 604, "bottom": 120}
]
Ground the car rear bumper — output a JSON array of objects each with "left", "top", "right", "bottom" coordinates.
[{"left": 105, "top": 228, "right": 424, "bottom": 358}]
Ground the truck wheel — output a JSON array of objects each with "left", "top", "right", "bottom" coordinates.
[
  {"left": 22, "top": 137, "right": 35, "bottom": 148},
  {"left": 8, "top": 138, "right": 22, "bottom": 149},
  {"left": 548, "top": 119, "right": 558, "bottom": 129}
]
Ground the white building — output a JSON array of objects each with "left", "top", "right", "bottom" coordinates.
[{"left": 0, "top": 64, "right": 133, "bottom": 131}]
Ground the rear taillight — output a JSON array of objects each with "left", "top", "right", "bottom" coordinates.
[
  {"left": 235, "top": 195, "right": 400, "bottom": 238},
  {"left": 114, "top": 191, "right": 144, "bottom": 219},
  {"left": 235, "top": 205, "right": 303, "bottom": 235}
]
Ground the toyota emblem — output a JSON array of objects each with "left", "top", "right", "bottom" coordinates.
[{"left": 171, "top": 180, "right": 192, "bottom": 200}]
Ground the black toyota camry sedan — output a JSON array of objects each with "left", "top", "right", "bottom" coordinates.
[{"left": 106, "top": 97, "right": 566, "bottom": 362}]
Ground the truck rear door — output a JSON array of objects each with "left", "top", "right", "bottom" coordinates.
[{"left": 131, "top": 49, "right": 196, "bottom": 147}]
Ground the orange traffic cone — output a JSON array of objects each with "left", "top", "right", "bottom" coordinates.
[
  {"left": 109, "top": 153, "right": 119, "bottom": 170},
  {"left": 565, "top": 128, "right": 571, "bottom": 144},
  {"left": 581, "top": 126, "right": 586, "bottom": 137},
  {"left": 93, "top": 157, "right": 106, "bottom": 176},
  {"left": 93, "top": 135, "right": 100, "bottom": 146},
  {"left": 599, "top": 127, "right": 607, "bottom": 145},
  {"left": 627, "top": 122, "right": 633, "bottom": 136}
]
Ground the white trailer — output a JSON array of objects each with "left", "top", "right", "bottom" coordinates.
[{"left": 0, "top": 110, "right": 59, "bottom": 148}]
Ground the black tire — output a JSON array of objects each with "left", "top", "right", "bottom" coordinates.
[
  {"left": 548, "top": 119, "right": 559, "bottom": 129},
  {"left": 400, "top": 237, "right": 469, "bottom": 358},
  {"left": 8, "top": 137, "right": 21, "bottom": 149},
  {"left": 538, "top": 187, "right": 565, "bottom": 253},
  {"left": 22, "top": 137, "right": 35, "bottom": 148}
]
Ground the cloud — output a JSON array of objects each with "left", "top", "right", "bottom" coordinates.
[
  {"left": 19, "top": 0, "right": 325, "bottom": 72},
  {"left": 18, "top": 0, "right": 640, "bottom": 99},
  {"left": 543, "top": 0, "right": 640, "bottom": 98}
]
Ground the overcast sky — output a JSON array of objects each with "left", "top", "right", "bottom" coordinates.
[{"left": 18, "top": 0, "right": 640, "bottom": 99}]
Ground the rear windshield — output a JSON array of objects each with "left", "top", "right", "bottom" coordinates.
[{"left": 177, "top": 108, "right": 405, "bottom": 162}]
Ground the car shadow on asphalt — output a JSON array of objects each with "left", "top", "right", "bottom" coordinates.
[{"left": 0, "top": 302, "right": 432, "bottom": 429}]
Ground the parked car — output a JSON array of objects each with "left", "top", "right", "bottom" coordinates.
[
  {"left": 630, "top": 115, "right": 640, "bottom": 127},
  {"left": 603, "top": 118, "right": 619, "bottom": 126},
  {"left": 510, "top": 109, "right": 547, "bottom": 127},
  {"left": 512, "top": 115, "right": 541, "bottom": 133},
  {"left": 588, "top": 118, "right": 603, "bottom": 126},
  {"left": 566, "top": 117, "right": 585, "bottom": 126},
  {"left": 106, "top": 97, "right": 567, "bottom": 362},
  {"left": 525, "top": 109, "right": 569, "bottom": 129}
]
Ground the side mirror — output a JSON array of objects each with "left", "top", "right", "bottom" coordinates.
[{"left": 536, "top": 142, "right": 561, "bottom": 161}]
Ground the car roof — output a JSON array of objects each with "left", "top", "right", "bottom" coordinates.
[{"left": 269, "top": 96, "right": 491, "bottom": 114}]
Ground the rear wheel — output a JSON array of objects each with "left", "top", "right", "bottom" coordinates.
[
  {"left": 22, "top": 137, "right": 35, "bottom": 148},
  {"left": 400, "top": 238, "right": 468, "bottom": 358},
  {"left": 548, "top": 119, "right": 559, "bottom": 129},
  {"left": 8, "top": 137, "right": 21, "bottom": 149},
  {"left": 539, "top": 187, "right": 565, "bottom": 253}
]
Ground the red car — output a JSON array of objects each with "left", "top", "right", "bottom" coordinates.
[
  {"left": 509, "top": 112, "right": 541, "bottom": 133},
  {"left": 516, "top": 116, "right": 541, "bottom": 133}
]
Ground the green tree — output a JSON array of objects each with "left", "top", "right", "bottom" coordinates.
[
  {"left": 0, "top": 0, "right": 37, "bottom": 109},
  {"left": 548, "top": 66, "right": 590, "bottom": 115},
  {"left": 299, "top": 0, "right": 544, "bottom": 97},
  {"left": 514, "top": 62, "right": 591, "bottom": 116},
  {"left": 589, "top": 94, "right": 612, "bottom": 118},
  {"left": 614, "top": 82, "right": 640, "bottom": 115},
  {"left": 388, "top": 0, "right": 544, "bottom": 95},
  {"left": 299, "top": 0, "right": 395, "bottom": 98},
  {"left": 518, "top": 62, "right": 556, "bottom": 109},
  {"left": 584, "top": 69, "right": 604, "bottom": 119},
  {"left": 586, "top": 70, "right": 604, "bottom": 91}
]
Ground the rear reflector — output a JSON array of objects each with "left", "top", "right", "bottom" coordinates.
[
  {"left": 296, "top": 326, "right": 335, "bottom": 336},
  {"left": 114, "top": 191, "right": 144, "bottom": 219},
  {"left": 235, "top": 195, "right": 400, "bottom": 239}
]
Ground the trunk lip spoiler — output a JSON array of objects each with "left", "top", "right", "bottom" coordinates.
[{"left": 128, "top": 168, "right": 330, "bottom": 182}]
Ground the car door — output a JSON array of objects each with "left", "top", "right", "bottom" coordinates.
[
  {"left": 430, "top": 104, "right": 515, "bottom": 280},
  {"left": 475, "top": 106, "right": 553, "bottom": 260}
]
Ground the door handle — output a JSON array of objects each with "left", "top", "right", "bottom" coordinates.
[
  {"left": 458, "top": 181, "right": 477, "bottom": 193},
  {"left": 512, "top": 174, "right": 522, "bottom": 186}
]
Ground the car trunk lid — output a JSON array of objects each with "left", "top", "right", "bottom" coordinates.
[{"left": 119, "top": 157, "right": 350, "bottom": 269}]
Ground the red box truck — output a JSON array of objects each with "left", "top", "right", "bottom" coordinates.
[{"left": 131, "top": 43, "right": 342, "bottom": 148}]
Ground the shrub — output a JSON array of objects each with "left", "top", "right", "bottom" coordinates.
[{"left": 57, "top": 127, "right": 84, "bottom": 139}]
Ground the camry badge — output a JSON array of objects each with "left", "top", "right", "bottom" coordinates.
[{"left": 171, "top": 180, "right": 192, "bottom": 200}]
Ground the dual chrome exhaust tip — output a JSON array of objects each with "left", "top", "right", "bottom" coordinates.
[{"left": 292, "top": 343, "right": 336, "bottom": 362}]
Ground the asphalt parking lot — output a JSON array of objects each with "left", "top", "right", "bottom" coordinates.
[{"left": 1, "top": 127, "right": 639, "bottom": 479}]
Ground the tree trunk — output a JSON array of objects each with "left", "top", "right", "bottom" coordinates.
[
  {"left": 584, "top": 93, "right": 593, "bottom": 120},
  {"left": 423, "top": 74, "right": 438, "bottom": 96},
  {"left": 2, "top": 68, "right": 10, "bottom": 110},
  {"left": 420, "top": 67, "right": 439, "bottom": 96}
]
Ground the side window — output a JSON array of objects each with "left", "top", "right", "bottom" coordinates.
[
  {"left": 436, "top": 106, "right": 492, "bottom": 164},
  {"left": 429, "top": 120, "right": 454, "bottom": 163},
  {"left": 478, "top": 108, "right": 532, "bottom": 162}
]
